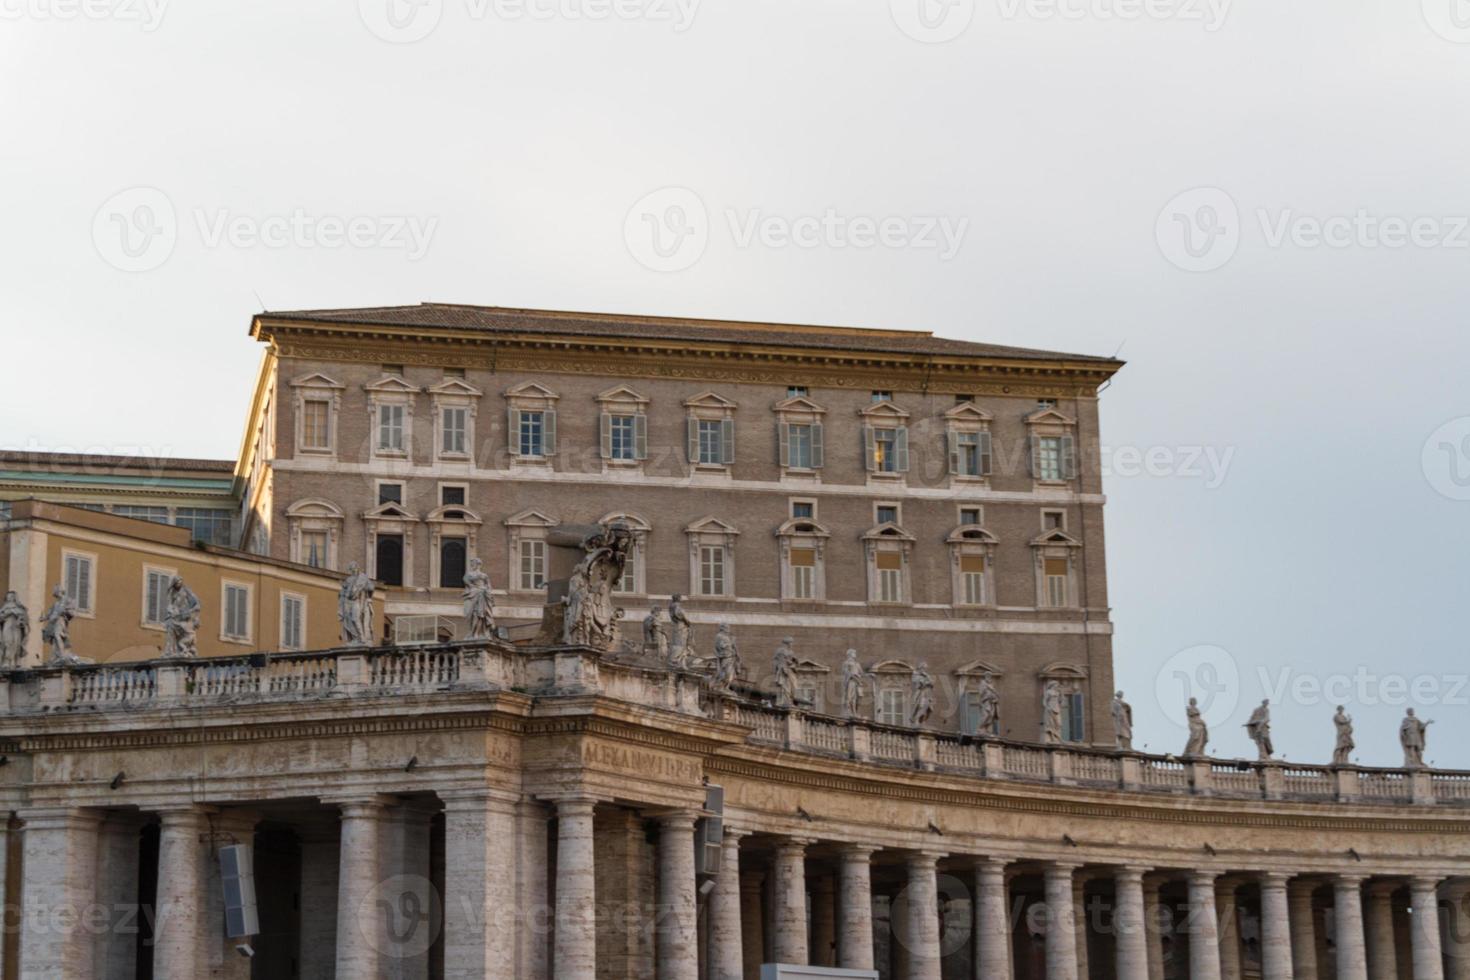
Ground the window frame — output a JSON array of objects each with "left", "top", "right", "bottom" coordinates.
[
  {"left": 61, "top": 549, "right": 98, "bottom": 617},
  {"left": 506, "top": 382, "right": 560, "bottom": 464},
  {"left": 141, "top": 564, "right": 176, "bottom": 629},
  {"left": 220, "top": 580, "right": 253, "bottom": 644},
  {"left": 279, "top": 591, "right": 306, "bottom": 652}
]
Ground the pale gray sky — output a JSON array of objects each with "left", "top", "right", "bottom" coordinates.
[{"left": 3, "top": 0, "right": 1469, "bottom": 766}]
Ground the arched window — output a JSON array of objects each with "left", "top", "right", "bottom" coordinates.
[
  {"left": 439, "top": 538, "right": 467, "bottom": 590},
  {"left": 376, "top": 535, "right": 404, "bottom": 587}
]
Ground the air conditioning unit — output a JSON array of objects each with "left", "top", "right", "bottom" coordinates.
[
  {"left": 391, "top": 615, "right": 456, "bottom": 646},
  {"left": 218, "top": 844, "right": 259, "bottom": 939}
]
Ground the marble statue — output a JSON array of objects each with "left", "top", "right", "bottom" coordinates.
[
  {"left": 1244, "top": 699, "right": 1273, "bottom": 760},
  {"left": 40, "top": 586, "right": 89, "bottom": 665},
  {"left": 1331, "top": 705, "right": 1355, "bottom": 767},
  {"left": 712, "top": 623, "right": 741, "bottom": 690},
  {"left": 642, "top": 605, "right": 669, "bottom": 661},
  {"left": 161, "top": 576, "right": 201, "bottom": 659},
  {"left": 562, "top": 522, "right": 633, "bottom": 650},
  {"left": 668, "top": 594, "right": 695, "bottom": 666},
  {"left": 1041, "top": 680, "right": 1064, "bottom": 744},
  {"left": 1112, "top": 690, "right": 1134, "bottom": 750},
  {"left": 1183, "top": 697, "right": 1209, "bottom": 757},
  {"left": 338, "top": 563, "right": 376, "bottom": 647},
  {"left": 910, "top": 662, "right": 935, "bottom": 727},
  {"left": 972, "top": 672, "right": 1000, "bottom": 736},
  {"left": 772, "top": 637, "right": 797, "bottom": 708},
  {"left": 841, "top": 650, "right": 865, "bottom": 717},
  {"left": 0, "top": 591, "right": 29, "bottom": 668},
  {"left": 462, "top": 558, "right": 496, "bottom": 640},
  {"left": 1400, "top": 708, "right": 1432, "bottom": 769}
]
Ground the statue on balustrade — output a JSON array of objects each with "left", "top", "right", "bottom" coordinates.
[
  {"left": 712, "top": 623, "right": 741, "bottom": 690},
  {"left": 841, "top": 649, "right": 865, "bottom": 717},
  {"left": 1244, "top": 699, "right": 1274, "bottom": 760},
  {"left": 667, "top": 594, "right": 695, "bottom": 666},
  {"left": 0, "top": 591, "right": 29, "bottom": 668},
  {"left": 1112, "top": 690, "right": 1134, "bottom": 750},
  {"left": 40, "top": 585, "right": 90, "bottom": 666},
  {"left": 971, "top": 672, "right": 1001, "bottom": 736},
  {"left": 338, "top": 563, "right": 376, "bottom": 647},
  {"left": 772, "top": 637, "right": 797, "bottom": 708},
  {"left": 910, "top": 662, "right": 935, "bottom": 727},
  {"left": 1183, "top": 696, "right": 1209, "bottom": 756},
  {"left": 1041, "top": 680, "right": 1064, "bottom": 744},
  {"left": 1400, "top": 708, "right": 1433, "bottom": 769},
  {"left": 562, "top": 522, "right": 633, "bottom": 651},
  {"left": 1331, "top": 705, "right": 1355, "bottom": 767},
  {"left": 462, "top": 558, "right": 496, "bottom": 640},
  {"left": 642, "top": 605, "right": 669, "bottom": 662},
  {"left": 161, "top": 576, "right": 201, "bottom": 659}
]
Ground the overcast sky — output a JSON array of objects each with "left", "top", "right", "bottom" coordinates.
[{"left": 3, "top": 0, "right": 1468, "bottom": 766}]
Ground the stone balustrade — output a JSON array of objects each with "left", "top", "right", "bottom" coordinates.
[{"left": 1, "top": 640, "right": 1463, "bottom": 807}]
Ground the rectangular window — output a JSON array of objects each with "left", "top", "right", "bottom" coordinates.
[
  {"left": 441, "top": 485, "right": 466, "bottom": 506},
  {"left": 1062, "top": 692, "right": 1085, "bottom": 743},
  {"left": 223, "top": 583, "right": 251, "bottom": 641},
  {"left": 960, "top": 555, "right": 987, "bottom": 605},
  {"left": 955, "top": 394, "right": 975, "bottom": 404},
  {"left": 301, "top": 531, "right": 328, "bottom": 569},
  {"left": 518, "top": 411, "right": 545, "bottom": 458},
  {"left": 0, "top": 501, "right": 11, "bottom": 521},
  {"left": 1037, "top": 436, "right": 1063, "bottom": 481},
  {"left": 441, "top": 407, "right": 467, "bottom": 455},
  {"left": 791, "top": 501, "right": 814, "bottom": 520},
  {"left": 301, "top": 399, "right": 331, "bottom": 450},
  {"left": 143, "top": 569, "right": 171, "bottom": 625},
  {"left": 876, "top": 551, "right": 903, "bottom": 603},
  {"left": 377, "top": 404, "right": 405, "bottom": 452},
  {"left": 174, "top": 508, "right": 233, "bottom": 546},
  {"left": 953, "top": 431, "right": 989, "bottom": 477},
  {"left": 699, "top": 545, "right": 727, "bottom": 596},
  {"left": 789, "top": 547, "right": 816, "bottom": 599},
  {"left": 786, "top": 423, "right": 814, "bottom": 469},
  {"left": 1045, "top": 557, "right": 1070, "bottom": 607},
  {"left": 695, "top": 419, "right": 726, "bottom": 466},
  {"left": 64, "top": 552, "right": 94, "bottom": 613},
  {"left": 519, "top": 539, "right": 546, "bottom": 590},
  {"left": 114, "top": 505, "right": 169, "bottom": 524},
  {"left": 786, "top": 386, "right": 808, "bottom": 399},
  {"left": 613, "top": 548, "right": 638, "bottom": 595},
  {"left": 873, "top": 429, "right": 897, "bottom": 472},
  {"left": 959, "top": 507, "right": 981, "bottom": 526},
  {"left": 871, "top": 390, "right": 893, "bottom": 403},
  {"left": 1044, "top": 511, "right": 1066, "bottom": 530},
  {"left": 876, "top": 505, "right": 899, "bottom": 526},
  {"left": 608, "top": 415, "right": 638, "bottom": 461},
  {"left": 280, "top": 594, "right": 305, "bottom": 651},
  {"left": 383, "top": 364, "right": 405, "bottom": 377},
  {"left": 378, "top": 483, "right": 403, "bottom": 506},
  {"left": 443, "top": 366, "right": 465, "bottom": 378},
  {"left": 878, "top": 689, "right": 905, "bottom": 727}
]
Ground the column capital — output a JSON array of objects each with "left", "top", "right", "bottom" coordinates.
[
  {"left": 1259, "top": 870, "right": 1292, "bottom": 889},
  {"left": 1114, "top": 865, "right": 1151, "bottom": 883},
  {"left": 542, "top": 793, "right": 602, "bottom": 817},
  {"left": 647, "top": 807, "right": 704, "bottom": 828},
  {"left": 1044, "top": 860, "right": 1082, "bottom": 877},
  {"left": 774, "top": 835, "right": 816, "bottom": 853},
  {"left": 1335, "top": 873, "right": 1369, "bottom": 889},
  {"left": 17, "top": 805, "right": 105, "bottom": 830},
  {"left": 1410, "top": 875, "right": 1445, "bottom": 891},
  {"left": 836, "top": 843, "right": 878, "bottom": 861},
  {"left": 1366, "top": 878, "right": 1401, "bottom": 898},
  {"left": 722, "top": 826, "right": 754, "bottom": 843},
  {"left": 323, "top": 794, "right": 396, "bottom": 819},
  {"left": 973, "top": 855, "right": 1010, "bottom": 875},
  {"left": 1289, "top": 877, "right": 1324, "bottom": 898},
  {"left": 906, "top": 850, "right": 945, "bottom": 869},
  {"left": 1186, "top": 870, "right": 1220, "bottom": 887}
]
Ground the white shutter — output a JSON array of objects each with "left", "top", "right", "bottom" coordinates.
[
  {"left": 720, "top": 418, "right": 735, "bottom": 465},
  {"left": 947, "top": 431, "right": 959, "bottom": 475},
  {"left": 600, "top": 412, "right": 612, "bottom": 459},
  {"left": 687, "top": 418, "right": 699, "bottom": 463},
  {"left": 979, "top": 431, "right": 993, "bottom": 476},
  {"left": 1061, "top": 434, "right": 1077, "bottom": 480},
  {"left": 894, "top": 426, "right": 909, "bottom": 473},
  {"left": 810, "top": 423, "right": 824, "bottom": 469},
  {"left": 633, "top": 415, "right": 648, "bottom": 460},
  {"left": 1028, "top": 435, "right": 1039, "bottom": 477},
  {"left": 544, "top": 410, "right": 557, "bottom": 456},
  {"left": 778, "top": 422, "right": 791, "bottom": 466},
  {"left": 862, "top": 425, "right": 876, "bottom": 472},
  {"left": 508, "top": 408, "right": 521, "bottom": 457}
]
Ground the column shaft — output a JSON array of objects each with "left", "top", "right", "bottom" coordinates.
[
  {"left": 515, "top": 800, "right": 551, "bottom": 980},
  {"left": 811, "top": 875, "right": 837, "bottom": 966},
  {"left": 656, "top": 811, "right": 699, "bottom": 980},
  {"left": 1187, "top": 873, "right": 1223, "bottom": 980},
  {"left": 1115, "top": 868, "right": 1150, "bottom": 980},
  {"left": 1044, "top": 864, "right": 1080, "bottom": 980},
  {"left": 19, "top": 808, "right": 101, "bottom": 980},
  {"left": 771, "top": 840, "right": 810, "bottom": 965},
  {"left": 1366, "top": 884, "right": 1399, "bottom": 980},
  {"left": 94, "top": 815, "right": 142, "bottom": 980},
  {"left": 709, "top": 831, "right": 745, "bottom": 980},
  {"left": 1411, "top": 878, "right": 1445, "bottom": 980},
  {"left": 739, "top": 871, "right": 765, "bottom": 980},
  {"left": 975, "top": 860, "right": 1012, "bottom": 980},
  {"left": 837, "top": 847, "right": 875, "bottom": 970},
  {"left": 1144, "top": 880, "right": 1166, "bottom": 980},
  {"left": 1260, "top": 874, "right": 1293, "bottom": 980},
  {"left": 1445, "top": 884, "right": 1470, "bottom": 980},
  {"left": 1334, "top": 877, "right": 1369, "bottom": 980},
  {"left": 441, "top": 793, "right": 518, "bottom": 980},
  {"left": 298, "top": 821, "right": 341, "bottom": 980},
  {"left": 1075, "top": 878, "right": 1091, "bottom": 979},
  {"left": 1290, "top": 881, "right": 1321, "bottom": 980},
  {"left": 335, "top": 800, "right": 388, "bottom": 980},
  {"left": 553, "top": 798, "right": 598, "bottom": 980},
  {"left": 152, "top": 807, "right": 208, "bottom": 980},
  {"left": 1218, "top": 883, "right": 1243, "bottom": 980},
  {"left": 905, "top": 853, "right": 943, "bottom": 980}
]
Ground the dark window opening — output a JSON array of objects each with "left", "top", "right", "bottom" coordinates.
[
  {"left": 376, "top": 535, "right": 404, "bottom": 586},
  {"left": 439, "top": 538, "right": 467, "bottom": 588}
]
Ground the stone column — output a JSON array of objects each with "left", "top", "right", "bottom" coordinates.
[
  {"left": 1290, "top": 880, "right": 1321, "bottom": 980},
  {"left": 1259, "top": 873, "right": 1293, "bottom": 980},
  {"left": 836, "top": 846, "right": 875, "bottom": 970},
  {"left": 298, "top": 816, "right": 341, "bottom": 980},
  {"left": 1411, "top": 877, "right": 1445, "bottom": 980},
  {"left": 1217, "top": 880, "right": 1242, "bottom": 980},
  {"left": 1115, "top": 867, "right": 1150, "bottom": 980},
  {"left": 94, "top": 813, "right": 142, "bottom": 980},
  {"left": 1365, "top": 881, "right": 1399, "bottom": 980},
  {"left": 515, "top": 799, "right": 551, "bottom": 980},
  {"left": 771, "top": 838, "right": 811, "bottom": 965},
  {"left": 739, "top": 871, "right": 765, "bottom": 980},
  {"left": 553, "top": 797, "right": 599, "bottom": 980},
  {"left": 441, "top": 791, "right": 518, "bottom": 980},
  {"left": 975, "top": 858, "right": 1012, "bottom": 980},
  {"left": 1186, "top": 872, "right": 1223, "bottom": 980},
  {"left": 152, "top": 806, "right": 209, "bottom": 980},
  {"left": 19, "top": 807, "right": 101, "bottom": 980},
  {"left": 1044, "top": 863, "right": 1080, "bottom": 980},
  {"left": 1074, "top": 877, "right": 1091, "bottom": 979},
  {"left": 1445, "top": 881, "right": 1470, "bottom": 980},
  {"left": 710, "top": 829, "right": 747, "bottom": 980},
  {"left": 905, "top": 852, "right": 944, "bottom": 980},
  {"left": 655, "top": 810, "right": 700, "bottom": 980},
  {"left": 811, "top": 874, "right": 837, "bottom": 966},
  {"left": 1144, "top": 878, "right": 1167, "bottom": 980},
  {"left": 334, "top": 797, "right": 389, "bottom": 980},
  {"left": 1334, "top": 875, "right": 1369, "bottom": 980},
  {"left": 382, "top": 803, "right": 436, "bottom": 980}
]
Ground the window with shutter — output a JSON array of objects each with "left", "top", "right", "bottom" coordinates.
[
  {"left": 875, "top": 551, "right": 903, "bottom": 602},
  {"left": 223, "top": 584, "right": 251, "bottom": 641},
  {"left": 789, "top": 547, "right": 816, "bottom": 599},
  {"left": 143, "top": 569, "right": 171, "bottom": 625},
  {"left": 960, "top": 555, "right": 987, "bottom": 604},
  {"left": 441, "top": 407, "right": 467, "bottom": 455},
  {"left": 280, "top": 594, "right": 305, "bottom": 651},
  {"left": 1044, "top": 557, "right": 1070, "bottom": 607},
  {"left": 64, "top": 553, "right": 94, "bottom": 613},
  {"left": 301, "top": 399, "right": 331, "bottom": 450}
]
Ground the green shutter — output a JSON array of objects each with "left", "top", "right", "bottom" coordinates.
[
  {"left": 721, "top": 418, "right": 735, "bottom": 465},
  {"left": 634, "top": 415, "right": 648, "bottom": 460},
  {"left": 778, "top": 422, "right": 790, "bottom": 466},
  {"left": 894, "top": 426, "right": 909, "bottom": 473},
  {"left": 979, "top": 431, "right": 993, "bottom": 476},
  {"left": 600, "top": 412, "right": 612, "bottom": 459},
  {"left": 862, "top": 425, "right": 876, "bottom": 472},
  {"left": 544, "top": 410, "right": 557, "bottom": 455},
  {"left": 810, "top": 423, "right": 824, "bottom": 469}
]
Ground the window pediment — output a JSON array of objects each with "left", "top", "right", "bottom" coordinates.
[
  {"left": 427, "top": 504, "right": 483, "bottom": 525},
  {"left": 285, "top": 498, "right": 344, "bottom": 520},
  {"left": 364, "top": 375, "right": 420, "bottom": 395},
  {"left": 364, "top": 502, "right": 417, "bottom": 521},
  {"left": 505, "top": 508, "right": 559, "bottom": 528},
  {"left": 596, "top": 384, "right": 649, "bottom": 407},
  {"left": 776, "top": 518, "right": 830, "bottom": 538},
  {"left": 955, "top": 659, "right": 1005, "bottom": 678},
  {"left": 862, "top": 522, "right": 915, "bottom": 542},
  {"left": 858, "top": 400, "right": 910, "bottom": 421},
  {"left": 426, "top": 378, "right": 483, "bottom": 398},
  {"left": 1039, "top": 662, "right": 1088, "bottom": 680},
  {"left": 792, "top": 658, "right": 830, "bottom": 673},
  {"left": 870, "top": 659, "right": 914, "bottom": 675},
  {"left": 290, "top": 372, "right": 345, "bottom": 391},
  {"left": 1025, "top": 407, "right": 1076, "bottom": 426},
  {"left": 686, "top": 516, "right": 739, "bottom": 537},
  {"left": 1030, "top": 529, "right": 1082, "bottom": 548},
  {"left": 598, "top": 511, "right": 651, "bottom": 533},
  {"left": 506, "top": 381, "right": 559, "bottom": 403},
  {"left": 683, "top": 391, "right": 737, "bottom": 411},
  {"left": 944, "top": 402, "right": 993, "bottom": 423},
  {"left": 948, "top": 525, "right": 999, "bottom": 545},
  {"left": 773, "top": 395, "right": 826, "bottom": 416}
]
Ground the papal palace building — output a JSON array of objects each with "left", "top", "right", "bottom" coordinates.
[{"left": 0, "top": 304, "right": 1467, "bottom": 980}]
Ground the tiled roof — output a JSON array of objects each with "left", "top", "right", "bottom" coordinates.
[
  {"left": 257, "top": 303, "right": 1120, "bottom": 365},
  {"left": 0, "top": 451, "right": 236, "bottom": 473}
]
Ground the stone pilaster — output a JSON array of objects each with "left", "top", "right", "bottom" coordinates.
[
  {"left": 1217, "top": 880, "right": 1242, "bottom": 980},
  {"left": 771, "top": 838, "right": 812, "bottom": 965},
  {"left": 655, "top": 810, "right": 700, "bottom": 980},
  {"left": 298, "top": 816, "right": 340, "bottom": 980},
  {"left": 905, "top": 852, "right": 944, "bottom": 980},
  {"left": 553, "top": 796, "right": 599, "bottom": 980},
  {"left": 1444, "top": 881, "right": 1470, "bottom": 980},
  {"left": 709, "top": 829, "right": 747, "bottom": 980},
  {"left": 1411, "top": 877, "right": 1445, "bottom": 980},
  {"left": 151, "top": 806, "right": 209, "bottom": 980},
  {"left": 739, "top": 870, "right": 765, "bottom": 980},
  {"left": 1074, "top": 877, "right": 1091, "bottom": 980},
  {"left": 1144, "top": 878, "right": 1166, "bottom": 980},
  {"left": 811, "top": 874, "right": 837, "bottom": 966},
  {"left": 1259, "top": 873, "right": 1293, "bottom": 980},
  {"left": 975, "top": 858, "right": 1012, "bottom": 980},
  {"left": 333, "top": 797, "right": 391, "bottom": 980},
  {"left": 94, "top": 812, "right": 142, "bottom": 980},
  {"left": 1186, "top": 872, "right": 1223, "bottom": 980},
  {"left": 18, "top": 807, "right": 101, "bottom": 980},
  {"left": 441, "top": 791, "right": 518, "bottom": 980},
  {"left": 1333, "top": 875, "right": 1369, "bottom": 980},
  {"left": 1290, "top": 879, "right": 1321, "bottom": 980},
  {"left": 1114, "top": 866, "right": 1150, "bottom": 980},
  {"left": 1044, "top": 863, "right": 1080, "bottom": 980},
  {"left": 1365, "top": 881, "right": 1399, "bottom": 980},
  {"left": 205, "top": 809, "right": 260, "bottom": 980},
  {"left": 837, "top": 846, "right": 876, "bottom": 971},
  {"left": 515, "top": 799, "right": 551, "bottom": 980}
]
